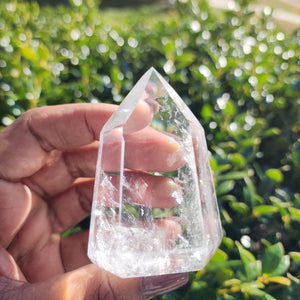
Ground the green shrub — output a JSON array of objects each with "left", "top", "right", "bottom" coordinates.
[{"left": 0, "top": 0, "right": 299, "bottom": 299}]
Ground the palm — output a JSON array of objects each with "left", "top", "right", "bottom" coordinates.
[{"left": 1, "top": 154, "right": 93, "bottom": 282}]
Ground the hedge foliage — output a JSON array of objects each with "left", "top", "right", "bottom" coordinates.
[{"left": 0, "top": 0, "right": 299, "bottom": 299}]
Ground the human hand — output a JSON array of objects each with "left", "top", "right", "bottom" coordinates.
[{"left": 0, "top": 103, "right": 188, "bottom": 299}]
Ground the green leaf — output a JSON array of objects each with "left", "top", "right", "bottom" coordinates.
[
  {"left": 210, "top": 248, "right": 228, "bottom": 262},
  {"left": 289, "top": 251, "right": 300, "bottom": 262},
  {"left": 221, "top": 195, "right": 237, "bottom": 202},
  {"left": 240, "top": 281, "right": 264, "bottom": 290},
  {"left": 253, "top": 205, "right": 278, "bottom": 217},
  {"left": 206, "top": 260, "right": 241, "bottom": 271},
  {"left": 229, "top": 202, "right": 249, "bottom": 214},
  {"left": 289, "top": 207, "right": 300, "bottom": 222},
  {"left": 223, "top": 278, "right": 241, "bottom": 287},
  {"left": 216, "top": 180, "right": 235, "bottom": 195},
  {"left": 18, "top": 44, "right": 38, "bottom": 63},
  {"left": 267, "top": 276, "right": 291, "bottom": 286},
  {"left": 189, "top": 280, "right": 207, "bottom": 292},
  {"left": 176, "top": 51, "right": 196, "bottom": 68},
  {"left": 209, "top": 156, "right": 217, "bottom": 172},
  {"left": 222, "top": 237, "right": 235, "bottom": 250},
  {"left": 236, "top": 242, "right": 260, "bottom": 281},
  {"left": 267, "top": 255, "right": 290, "bottom": 276},
  {"left": 163, "top": 40, "right": 175, "bottom": 57},
  {"left": 262, "top": 243, "right": 284, "bottom": 275},
  {"left": 270, "top": 196, "right": 289, "bottom": 217},
  {"left": 201, "top": 104, "right": 212, "bottom": 121},
  {"left": 224, "top": 100, "right": 236, "bottom": 116},
  {"left": 230, "top": 153, "right": 246, "bottom": 168},
  {"left": 247, "top": 288, "right": 276, "bottom": 300},
  {"left": 263, "top": 127, "right": 281, "bottom": 137},
  {"left": 243, "top": 176, "right": 257, "bottom": 207},
  {"left": 266, "top": 168, "right": 283, "bottom": 183},
  {"left": 37, "top": 42, "right": 49, "bottom": 61},
  {"left": 110, "top": 66, "right": 120, "bottom": 83},
  {"left": 217, "top": 170, "right": 253, "bottom": 181},
  {"left": 240, "top": 138, "right": 261, "bottom": 147},
  {"left": 221, "top": 209, "right": 233, "bottom": 224},
  {"left": 216, "top": 164, "right": 232, "bottom": 173},
  {"left": 215, "top": 268, "right": 234, "bottom": 283},
  {"left": 61, "top": 229, "right": 71, "bottom": 237}
]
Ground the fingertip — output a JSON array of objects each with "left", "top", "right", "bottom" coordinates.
[
  {"left": 35, "top": 265, "right": 101, "bottom": 300},
  {"left": 155, "top": 218, "right": 183, "bottom": 242},
  {"left": 124, "top": 127, "right": 186, "bottom": 172},
  {"left": 56, "top": 265, "right": 143, "bottom": 300},
  {"left": 156, "top": 134, "right": 186, "bottom": 172},
  {"left": 153, "top": 176, "right": 182, "bottom": 208},
  {"left": 0, "top": 248, "right": 26, "bottom": 281},
  {"left": 124, "top": 98, "right": 156, "bottom": 134}
]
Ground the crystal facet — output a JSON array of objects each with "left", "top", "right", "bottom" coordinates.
[{"left": 88, "top": 67, "right": 222, "bottom": 278}]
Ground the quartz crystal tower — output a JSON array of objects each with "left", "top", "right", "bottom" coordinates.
[{"left": 88, "top": 67, "right": 222, "bottom": 278}]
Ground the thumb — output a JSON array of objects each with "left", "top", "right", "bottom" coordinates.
[
  {"left": 0, "top": 264, "right": 188, "bottom": 300},
  {"left": 1, "top": 265, "right": 140, "bottom": 300}
]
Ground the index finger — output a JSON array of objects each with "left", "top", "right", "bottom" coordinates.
[
  {"left": 0, "top": 104, "right": 109, "bottom": 180},
  {"left": 0, "top": 102, "right": 184, "bottom": 181},
  {"left": 0, "top": 102, "right": 152, "bottom": 180}
]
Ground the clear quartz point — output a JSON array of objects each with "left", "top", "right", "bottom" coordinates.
[{"left": 88, "top": 67, "right": 222, "bottom": 278}]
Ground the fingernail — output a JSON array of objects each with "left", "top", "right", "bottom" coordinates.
[
  {"left": 144, "top": 96, "right": 159, "bottom": 115},
  {"left": 157, "top": 177, "right": 183, "bottom": 206},
  {"left": 142, "top": 273, "right": 189, "bottom": 299}
]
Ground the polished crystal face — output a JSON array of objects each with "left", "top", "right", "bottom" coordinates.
[{"left": 88, "top": 67, "right": 222, "bottom": 278}]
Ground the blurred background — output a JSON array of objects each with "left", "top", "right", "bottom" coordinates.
[{"left": 0, "top": 0, "right": 299, "bottom": 299}]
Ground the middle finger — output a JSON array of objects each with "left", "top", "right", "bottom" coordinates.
[
  {"left": 48, "top": 171, "right": 182, "bottom": 234},
  {"left": 24, "top": 127, "right": 185, "bottom": 198}
]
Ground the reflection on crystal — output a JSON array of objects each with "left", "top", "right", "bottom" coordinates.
[{"left": 88, "top": 67, "right": 222, "bottom": 278}]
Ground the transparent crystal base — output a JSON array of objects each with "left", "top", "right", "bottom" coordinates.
[
  {"left": 89, "top": 223, "right": 216, "bottom": 278},
  {"left": 88, "top": 67, "right": 222, "bottom": 278}
]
